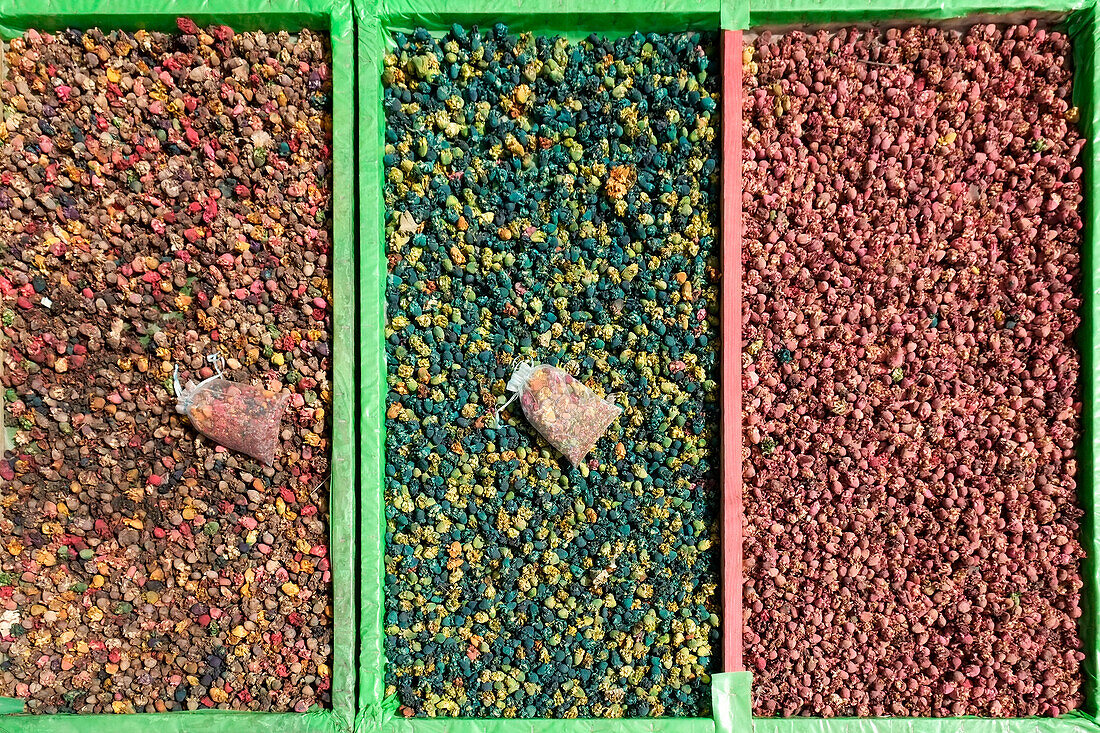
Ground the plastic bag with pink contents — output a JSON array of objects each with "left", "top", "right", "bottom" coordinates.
[
  {"left": 499, "top": 362, "right": 621, "bottom": 466},
  {"left": 174, "top": 355, "right": 290, "bottom": 465}
]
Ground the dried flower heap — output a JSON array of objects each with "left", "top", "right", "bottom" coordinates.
[{"left": 743, "top": 22, "right": 1085, "bottom": 718}]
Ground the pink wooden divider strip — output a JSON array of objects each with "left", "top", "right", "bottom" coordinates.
[{"left": 720, "top": 28, "right": 744, "bottom": 674}]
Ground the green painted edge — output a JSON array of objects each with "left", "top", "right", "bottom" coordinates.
[{"left": 0, "top": 0, "right": 356, "bottom": 730}]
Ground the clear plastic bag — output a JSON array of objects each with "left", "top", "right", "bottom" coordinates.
[
  {"left": 174, "top": 355, "right": 290, "bottom": 465},
  {"left": 501, "top": 362, "right": 622, "bottom": 466}
]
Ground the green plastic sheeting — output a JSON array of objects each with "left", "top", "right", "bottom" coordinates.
[
  {"left": 356, "top": 4, "right": 389, "bottom": 732},
  {"left": 353, "top": 0, "right": 738, "bottom": 732},
  {"left": 749, "top": 716, "right": 1100, "bottom": 733},
  {"left": 0, "top": 709, "right": 340, "bottom": 733},
  {"left": 747, "top": 0, "right": 1092, "bottom": 27},
  {"left": 368, "top": 0, "right": 746, "bottom": 37},
  {"left": 712, "top": 673, "right": 752, "bottom": 733},
  {"left": 0, "top": 1, "right": 357, "bottom": 732},
  {"left": 381, "top": 720, "right": 717, "bottom": 733}
]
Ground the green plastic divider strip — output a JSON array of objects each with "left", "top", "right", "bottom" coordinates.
[
  {"left": 355, "top": 5, "right": 389, "bottom": 732},
  {"left": 747, "top": 0, "right": 1092, "bottom": 26},
  {"left": 0, "top": 698, "right": 22, "bottom": 715},
  {"left": 1067, "top": 3, "right": 1100, "bottom": 722},
  {"left": 0, "top": 1, "right": 356, "bottom": 731}
]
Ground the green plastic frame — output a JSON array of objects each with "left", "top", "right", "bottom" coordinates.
[
  {"left": 354, "top": 0, "right": 743, "bottom": 731},
  {"left": 0, "top": 1, "right": 357, "bottom": 732},
  {"left": 358, "top": 1, "right": 1100, "bottom": 733},
  {"left": 726, "top": 3, "right": 1100, "bottom": 733}
]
